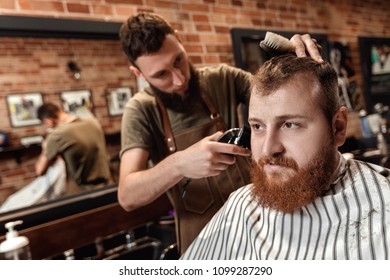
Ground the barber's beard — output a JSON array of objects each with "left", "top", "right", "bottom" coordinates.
[
  {"left": 250, "top": 136, "right": 337, "bottom": 213},
  {"left": 149, "top": 63, "right": 199, "bottom": 111}
]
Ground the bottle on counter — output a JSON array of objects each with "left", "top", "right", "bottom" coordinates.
[
  {"left": 0, "top": 220, "right": 32, "bottom": 260},
  {"left": 359, "top": 109, "right": 373, "bottom": 138}
]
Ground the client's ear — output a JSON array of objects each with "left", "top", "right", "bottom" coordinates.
[{"left": 333, "top": 106, "right": 348, "bottom": 147}]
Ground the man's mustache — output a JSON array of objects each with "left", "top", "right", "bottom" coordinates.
[{"left": 256, "top": 155, "right": 299, "bottom": 171}]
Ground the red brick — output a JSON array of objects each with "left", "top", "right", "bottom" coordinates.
[
  {"left": 215, "top": 26, "right": 230, "bottom": 33},
  {"left": 188, "top": 55, "right": 202, "bottom": 64},
  {"left": 203, "top": 54, "right": 220, "bottom": 64},
  {"left": 0, "top": 0, "right": 15, "bottom": 9},
  {"left": 67, "top": 3, "right": 90, "bottom": 14},
  {"left": 192, "top": 14, "right": 209, "bottom": 23},
  {"left": 183, "top": 34, "right": 200, "bottom": 43},
  {"left": 106, "top": 0, "right": 143, "bottom": 4},
  {"left": 19, "top": 0, "right": 64, "bottom": 12},
  {"left": 231, "top": 0, "right": 243, "bottom": 7},
  {"left": 195, "top": 24, "right": 212, "bottom": 32},
  {"left": 181, "top": 3, "right": 210, "bottom": 12},
  {"left": 184, "top": 44, "right": 203, "bottom": 53},
  {"left": 145, "top": 0, "right": 179, "bottom": 9}
]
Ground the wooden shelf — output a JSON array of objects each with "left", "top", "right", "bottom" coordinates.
[{"left": 0, "top": 143, "right": 41, "bottom": 164}]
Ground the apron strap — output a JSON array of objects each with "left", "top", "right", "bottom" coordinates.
[
  {"left": 199, "top": 92, "right": 227, "bottom": 132},
  {"left": 156, "top": 97, "right": 177, "bottom": 153}
]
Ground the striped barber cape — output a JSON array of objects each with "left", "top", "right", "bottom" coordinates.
[{"left": 181, "top": 155, "right": 390, "bottom": 260}]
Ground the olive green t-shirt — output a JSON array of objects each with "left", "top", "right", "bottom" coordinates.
[
  {"left": 45, "top": 117, "right": 111, "bottom": 186},
  {"left": 120, "top": 63, "right": 252, "bottom": 164}
]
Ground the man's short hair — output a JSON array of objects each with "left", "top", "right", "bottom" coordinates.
[
  {"left": 37, "top": 102, "right": 60, "bottom": 121},
  {"left": 251, "top": 54, "right": 340, "bottom": 123},
  {"left": 119, "top": 13, "right": 175, "bottom": 66}
]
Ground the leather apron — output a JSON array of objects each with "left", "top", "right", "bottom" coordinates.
[{"left": 157, "top": 94, "right": 251, "bottom": 254}]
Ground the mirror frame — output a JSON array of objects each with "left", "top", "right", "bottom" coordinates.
[
  {"left": 358, "top": 36, "right": 390, "bottom": 114},
  {"left": 0, "top": 15, "right": 122, "bottom": 235},
  {"left": 0, "top": 15, "right": 121, "bottom": 39}
]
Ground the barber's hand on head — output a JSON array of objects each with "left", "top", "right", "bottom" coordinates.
[
  {"left": 175, "top": 131, "right": 251, "bottom": 179},
  {"left": 290, "top": 34, "right": 324, "bottom": 63}
]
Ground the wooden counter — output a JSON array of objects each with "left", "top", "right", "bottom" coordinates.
[{"left": 0, "top": 194, "right": 172, "bottom": 259}]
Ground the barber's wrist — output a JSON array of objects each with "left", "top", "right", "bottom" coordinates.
[{"left": 167, "top": 152, "right": 185, "bottom": 180}]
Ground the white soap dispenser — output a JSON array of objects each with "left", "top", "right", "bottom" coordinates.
[{"left": 0, "top": 220, "right": 32, "bottom": 260}]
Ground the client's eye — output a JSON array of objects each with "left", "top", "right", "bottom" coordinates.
[
  {"left": 250, "top": 123, "right": 265, "bottom": 131},
  {"left": 252, "top": 124, "right": 260, "bottom": 130},
  {"left": 283, "top": 122, "right": 299, "bottom": 129}
]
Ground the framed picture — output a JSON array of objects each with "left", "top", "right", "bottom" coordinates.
[
  {"left": 60, "top": 89, "right": 93, "bottom": 116},
  {"left": 6, "top": 93, "right": 44, "bottom": 127},
  {"left": 230, "top": 28, "right": 329, "bottom": 74},
  {"left": 105, "top": 86, "right": 133, "bottom": 116},
  {"left": 358, "top": 36, "right": 390, "bottom": 113}
]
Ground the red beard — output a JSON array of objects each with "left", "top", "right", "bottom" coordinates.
[{"left": 250, "top": 138, "right": 337, "bottom": 213}]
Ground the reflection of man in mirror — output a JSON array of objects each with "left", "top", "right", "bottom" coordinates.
[{"left": 35, "top": 102, "right": 112, "bottom": 194}]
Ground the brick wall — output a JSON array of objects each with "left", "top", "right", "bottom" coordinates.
[{"left": 0, "top": 0, "right": 389, "bottom": 202}]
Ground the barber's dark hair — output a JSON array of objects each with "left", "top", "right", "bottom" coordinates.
[
  {"left": 251, "top": 54, "right": 339, "bottom": 123},
  {"left": 37, "top": 102, "right": 60, "bottom": 121},
  {"left": 119, "top": 13, "right": 175, "bottom": 66}
]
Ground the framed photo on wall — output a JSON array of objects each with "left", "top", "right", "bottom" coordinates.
[
  {"left": 6, "top": 93, "right": 44, "bottom": 127},
  {"left": 105, "top": 86, "right": 133, "bottom": 116},
  {"left": 60, "top": 89, "right": 94, "bottom": 117},
  {"left": 358, "top": 36, "right": 390, "bottom": 112}
]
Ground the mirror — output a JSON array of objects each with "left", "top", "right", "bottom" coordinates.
[{"left": 0, "top": 15, "right": 130, "bottom": 225}]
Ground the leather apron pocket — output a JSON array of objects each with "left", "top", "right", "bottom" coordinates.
[
  {"left": 172, "top": 122, "right": 251, "bottom": 252},
  {"left": 173, "top": 122, "right": 218, "bottom": 215},
  {"left": 181, "top": 178, "right": 214, "bottom": 214}
]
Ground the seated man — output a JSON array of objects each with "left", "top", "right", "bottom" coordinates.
[{"left": 181, "top": 54, "right": 390, "bottom": 260}]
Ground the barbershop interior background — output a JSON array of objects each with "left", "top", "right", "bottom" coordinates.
[{"left": 0, "top": 0, "right": 390, "bottom": 260}]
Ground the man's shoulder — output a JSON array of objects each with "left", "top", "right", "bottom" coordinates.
[
  {"left": 347, "top": 158, "right": 390, "bottom": 186},
  {"left": 45, "top": 126, "right": 66, "bottom": 146},
  {"left": 124, "top": 90, "right": 156, "bottom": 111},
  {"left": 198, "top": 63, "right": 241, "bottom": 74},
  {"left": 197, "top": 63, "right": 251, "bottom": 82},
  {"left": 228, "top": 184, "right": 254, "bottom": 203}
]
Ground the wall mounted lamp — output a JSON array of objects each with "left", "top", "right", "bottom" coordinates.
[{"left": 68, "top": 61, "right": 81, "bottom": 80}]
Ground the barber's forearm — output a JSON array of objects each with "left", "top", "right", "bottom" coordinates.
[
  {"left": 118, "top": 154, "right": 183, "bottom": 211},
  {"left": 35, "top": 153, "right": 49, "bottom": 176}
]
